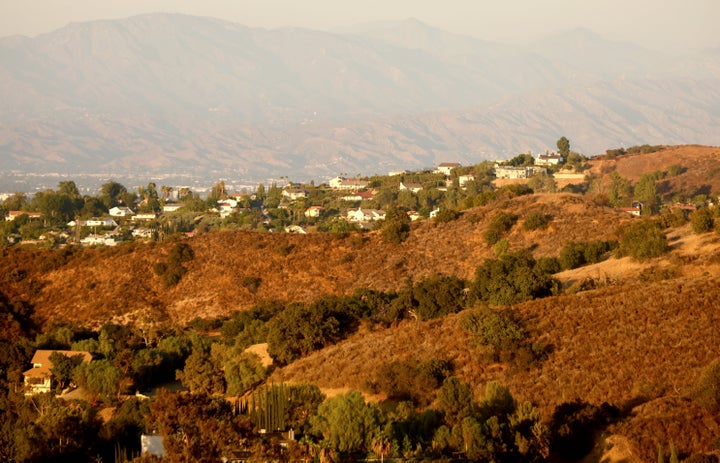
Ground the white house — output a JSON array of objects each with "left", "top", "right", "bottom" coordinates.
[
  {"left": 458, "top": 174, "right": 476, "bottom": 188},
  {"left": 282, "top": 189, "right": 308, "bottom": 201},
  {"left": 109, "top": 206, "right": 135, "bottom": 217},
  {"left": 304, "top": 206, "right": 324, "bottom": 218},
  {"left": 494, "top": 166, "right": 547, "bottom": 179},
  {"left": 69, "top": 218, "right": 117, "bottom": 228},
  {"left": 329, "top": 177, "right": 369, "bottom": 190},
  {"left": 5, "top": 211, "right": 42, "bottom": 221},
  {"left": 284, "top": 225, "right": 307, "bottom": 234},
  {"left": 399, "top": 182, "right": 423, "bottom": 193},
  {"left": 162, "top": 203, "right": 183, "bottom": 213},
  {"left": 435, "top": 162, "right": 461, "bottom": 176},
  {"left": 347, "top": 207, "right": 386, "bottom": 222},
  {"left": 81, "top": 235, "right": 118, "bottom": 246},
  {"left": 23, "top": 350, "right": 92, "bottom": 395},
  {"left": 341, "top": 190, "right": 375, "bottom": 202},
  {"left": 535, "top": 153, "right": 564, "bottom": 166},
  {"left": 132, "top": 213, "right": 158, "bottom": 221}
]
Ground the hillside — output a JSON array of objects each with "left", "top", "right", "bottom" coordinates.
[
  {"left": 3, "top": 148, "right": 720, "bottom": 461},
  {"left": 588, "top": 145, "right": 720, "bottom": 200},
  {"left": 1, "top": 192, "right": 636, "bottom": 327}
]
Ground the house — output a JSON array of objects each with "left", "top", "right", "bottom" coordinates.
[
  {"left": 304, "top": 206, "right": 324, "bottom": 218},
  {"left": 109, "top": 206, "right": 135, "bottom": 217},
  {"left": 341, "top": 190, "right": 375, "bottom": 202},
  {"left": 132, "top": 228, "right": 154, "bottom": 238},
  {"left": 329, "top": 177, "right": 369, "bottom": 190},
  {"left": 23, "top": 350, "right": 92, "bottom": 395},
  {"left": 282, "top": 189, "right": 308, "bottom": 201},
  {"left": 162, "top": 203, "right": 183, "bottom": 213},
  {"left": 347, "top": 207, "right": 386, "bottom": 222},
  {"left": 68, "top": 218, "right": 118, "bottom": 228},
  {"left": 399, "top": 182, "right": 423, "bottom": 193},
  {"left": 132, "top": 213, "right": 158, "bottom": 222},
  {"left": 81, "top": 234, "right": 118, "bottom": 246},
  {"left": 458, "top": 174, "right": 476, "bottom": 188},
  {"left": 217, "top": 199, "right": 239, "bottom": 218},
  {"left": 407, "top": 210, "right": 422, "bottom": 221},
  {"left": 284, "top": 225, "right": 307, "bottom": 234},
  {"left": 618, "top": 207, "right": 642, "bottom": 217},
  {"left": 435, "top": 162, "right": 461, "bottom": 176},
  {"left": 494, "top": 166, "right": 547, "bottom": 179},
  {"left": 5, "top": 211, "right": 42, "bottom": 221},
  {"left": 535, "top": 153, "right": 564, "bottom": 166}
]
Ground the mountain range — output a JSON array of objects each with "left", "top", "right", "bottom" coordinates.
[{"left": 1, "top": 14, "right": 719, "bottom": 183}]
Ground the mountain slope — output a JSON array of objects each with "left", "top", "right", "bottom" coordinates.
[{"left": 2, "top": 14, "right": 720, "bottom": 180}]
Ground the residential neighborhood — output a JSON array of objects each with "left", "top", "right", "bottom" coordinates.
[{"left": 0, "top": 150, "right": 712, "bottom": 247}]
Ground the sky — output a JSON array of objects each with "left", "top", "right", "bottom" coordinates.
[{"left": 1, "top": 0, "right": 718, "bottom": 51}]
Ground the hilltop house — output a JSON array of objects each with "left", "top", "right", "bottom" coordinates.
[
  {"left": 282, "top": 189, "right": 308, "bottom": 201},
  {"left": 329, "top": 177, "right": 369, "bottom": 190},
  {"left": 162, "top": 203, "right": 183, "bottom": 213},
  {"left": 347, "top": 207, "right": 386, "bottom": 222},
  {"left": 5, "top": 211, "right": 42, "bottom": 221},
  {"left": 435, "top": 162, "right": 461, "bottom": 176},
  {"left": 458, "top": 174, "right": 476, "bottom": 188},
  {"left": 23, "top": 350, "right": 92, "bottom": 395},
  {"left": 399, "top": 182, "right": 423, "bottom": 193},
  {"left": 304, "top": 206, "right": 324, "bottom": 218},
  {"left": 535, "top": 153, "right": 564, "bottom": 166},
  {"left": 109, "top": 206, "right": 135, "bottom": 217},
  {"left": 494, "top": 165, "right": 547, "bottom": 179}
]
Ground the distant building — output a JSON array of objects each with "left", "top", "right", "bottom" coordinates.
[
  {"left": 399, "top": 182, "right": 423, "bottom": 193},
  {"left": 535, "top": 153, "right": 564, "bottom": 166},
  {"left": 435, "top": 163, "right": 461, "bottom": 176},
  {"left": 109, "top": 206, "right": 135, "bottom": 217},
  {"left": 304, "top": 206, "right": 324, "bottom": 218},
  {"left": 329, "top": 177, "right": 369, "bottom": 190},
  {"left": 494, "top": 166, "right": 547, "bottom": 179},
  {"left": 5, "top": 211, "right": 42, "bottom": 221}
]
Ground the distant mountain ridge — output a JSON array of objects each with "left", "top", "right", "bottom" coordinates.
[{"left": 1, "top": 13, "right": 719, "bottom": 181}]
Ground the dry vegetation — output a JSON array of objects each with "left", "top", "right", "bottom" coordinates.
[{"left": 3, "top": 145, "right": 720, "bottom": 461}]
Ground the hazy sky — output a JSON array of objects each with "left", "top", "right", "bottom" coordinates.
[{"left": 1, "top": 0, "right": 718, "bottom": 50}]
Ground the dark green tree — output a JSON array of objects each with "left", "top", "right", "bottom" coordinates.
[
  {"left": 556, "top": 136, "right": 570, "bottom": 157},
  {"left": 381, "top": 206, "right": 411, "bottom": 245},
  {"left": 311, "top": 390, "right": 383, "bottom": 454},
  {"left": 616, "top": 220, "right": 669, "bottom": 260}
]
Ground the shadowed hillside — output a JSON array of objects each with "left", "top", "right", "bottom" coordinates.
[{"left": 1, "top": 192, "right": 634, "bottom": 327}]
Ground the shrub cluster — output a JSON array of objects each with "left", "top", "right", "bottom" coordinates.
[
  {"left": 616, "top": 220, "right": 669, "bottom": 260},
  {"left": 483, "top": 211, "right": 518, "bottom": 246},
  {"left": 152, "top": 242, "right": 194, "bottom": 286},
  {"left": 559, "top": 240, "right": 616, "bottom": 270},
  {"left": 472, "top": 250, "right": 560, "bottom": 306}
]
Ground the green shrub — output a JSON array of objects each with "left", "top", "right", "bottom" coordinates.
[
  {"left": 523, "top": 212, "right": 551, "bottom": 231},
  {"left": 616, "top": 220, "right": 669, "bottom": 260},
  {"left": 484, "top": 211, "right": 518, "bottom": 246},
  {"left": 473, "top": 250, "right": 560, "bottom": 306},
  {"left": 690, "top": 208, "right": 715, "bottom": 234},
  {"left": 460, "top": 307, "right": 526, "bottom": 349},
  {"left": 434, "top": 208, "right": 460, "bottom": 223}
]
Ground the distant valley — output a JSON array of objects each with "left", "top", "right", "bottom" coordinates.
[{"left": 2, "top": 14, "right": 720, "bottom": 184}]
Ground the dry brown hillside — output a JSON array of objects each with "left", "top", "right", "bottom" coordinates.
[
  {"left": 588, "top": 145, "right": 720, "bottom": 200},
  {"left": 1, "top": 192, "right": 634, "bottom": 327},
  {"left": 272, "top": 224, "right": 720, "bottom": 461}
]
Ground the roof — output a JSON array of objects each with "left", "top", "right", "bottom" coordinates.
[
  {"left": 23, "top": 350, "right": 93, "bottom": 379},
  {"left": 438, "top": 162, "right": 461, "bottom": 167}
]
